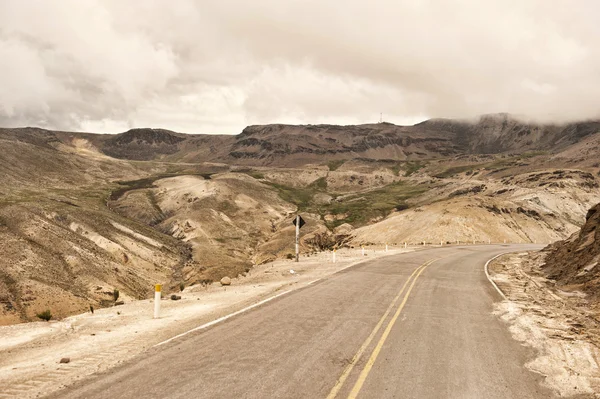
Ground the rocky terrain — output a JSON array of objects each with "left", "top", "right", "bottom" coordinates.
[
  {"left": 542, "top": 202, "right": 600, "bottom": 302},
  {"left": 1, "top": 113, "right": 600, "bottom": 325}
]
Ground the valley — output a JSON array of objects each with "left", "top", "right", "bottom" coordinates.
[{"left": 1, "top": 114, "right": 600, "bottom": 325}]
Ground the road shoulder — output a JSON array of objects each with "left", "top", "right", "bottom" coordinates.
[{"left": 489, "top": 251, "right": 600, "bottom": 397}]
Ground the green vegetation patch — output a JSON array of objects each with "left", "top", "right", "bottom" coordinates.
[
  {"left": 403, "top": 161, "right": 427, "bottom": 176},
  {"left": 324, "top": 182, "right": 429, "bottom": 227},
  {"left": 434, "top": 164, "right": 485, "bottom": 178},
  {"left": 389, "top": 161, "right": 427, "bottom": 177},
  {"left": 264, "top": 182, "right": 317, "bottom": 211},
  {"left": 308, "top": 177, "right": 328, "bottom": 190},
  {"left": 267, "top": 180, "right": 429, "bottom": 228},
  {"left": 327, "top": 159, "right": 346, "bottom": 171},
  {"left": 237, "top": 168, "right": 265, "bottom": 180}
]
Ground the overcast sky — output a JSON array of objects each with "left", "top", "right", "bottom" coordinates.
[{"left": 0, "top": 1, "right": 598, "bottom": 134}]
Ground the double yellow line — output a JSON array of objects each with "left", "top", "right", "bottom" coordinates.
[{"left": 326, "top": 258, "right": 438, "bottom": 399}]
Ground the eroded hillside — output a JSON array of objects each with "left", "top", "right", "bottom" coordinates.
[{"left": 542, "top": 203, "right": 600, "bottom": 301}]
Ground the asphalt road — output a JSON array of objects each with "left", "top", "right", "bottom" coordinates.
[{"left": 51, "top": 244, "right": 556, "bottom": 399}]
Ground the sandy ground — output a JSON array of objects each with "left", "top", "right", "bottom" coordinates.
[
  {"left": 489, "top": 252, "right": 600, "bottom": 398},
  {"left": 0, "top": 246, "right": 413, "bottom": 399}
]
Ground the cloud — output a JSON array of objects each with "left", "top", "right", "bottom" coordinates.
[{"left": 0, "top": 0, "right": 598, "bottom": 133}]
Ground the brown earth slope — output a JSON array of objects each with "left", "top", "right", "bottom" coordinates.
[{"left": 542, "top": 203, "right": 600, "bottom": 301}]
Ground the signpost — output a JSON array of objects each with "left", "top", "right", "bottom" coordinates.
[{"left": 293, "top": 215, "right": 305, "bottom": 262}]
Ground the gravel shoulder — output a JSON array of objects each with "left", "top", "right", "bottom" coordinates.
[
  {"left": 489, "top": 251, "right": 600, "bottom": 398},
  {"left": 0, "top": 246, "right": 412, "bottom": 399}
]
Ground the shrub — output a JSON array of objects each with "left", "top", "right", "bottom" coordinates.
[
  {"left": 286, "top": 253, "right": 295, "bottom": 260},
  {"left": 113, "top": 289, "right": 120, "bottom": 302},
  {"left": 36, "top": 309, "right": 52, "bottom": 321},
  {"left": 179, "top": 282, "right": 185, "bottom": 292}
]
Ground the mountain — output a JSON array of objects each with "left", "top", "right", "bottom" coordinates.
[{"left": 49, "top": 114, "right": 600, "bottom": 167}]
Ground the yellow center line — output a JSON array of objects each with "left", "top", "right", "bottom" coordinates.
[
  {"left": 347, "top": 259, "right": 436, "bottom": 399},
  {"left": 326, "top": 258, "right": 437, "bottom": 399}
]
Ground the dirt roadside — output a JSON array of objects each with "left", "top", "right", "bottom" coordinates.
[
  {"left": 489, "top": 251, "right": 600, "bottom": 398},
  {"left": 0, "top": 246, "right": 413, "bottom": 399}
]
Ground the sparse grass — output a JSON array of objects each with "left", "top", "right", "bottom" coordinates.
[
  {"left": 323, "top": 181, "right": 429, "bottom": 228},
  {"left": 237, "top": 168, "right": 265, "bottom": 180},
  {"left": 264, "top": 182, "right": 318, "bottom": 211},
  {"left": 327, "top": 160, "right": 346, "bottom": 171},
  {"left": 309, "top": 177, "right": 328, "bottom": 190},
  {"left": 520, "top": 151, "right": 548, "bottom": 158},
  {"left": 108, "top": 172, "right": 215, "bottom": 202},
  {"left": 108, "top": 175, "right": 171, "bottom": 201},
  {"left": 389, "top": 161, "right": 427, "bottom": 176},
  {"left": 404, "top": 161, "right": 427, "bottom": 177},
  {"left": 434, "top": 164, "right": 484, "bottom": 178},
  {"left": 248, "top": 172, "right": 265, "bottom": 180}
]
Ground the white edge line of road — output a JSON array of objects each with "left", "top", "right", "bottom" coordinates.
[
  {"left": 154, "top": 289, "right": 292, "bottom": 347},
  {"left": 484, "top": 252, "right": 508, "bottom": 300},
  {"left": 154, "top": 250, "right": 404, "bottom": 348}
]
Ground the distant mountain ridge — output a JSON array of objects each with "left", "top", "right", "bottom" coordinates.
[{"left": 2, "top": 114, "right": 600, "bottom": 166}]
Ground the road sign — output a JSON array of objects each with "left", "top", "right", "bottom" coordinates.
[
  {"left": 293, "top": 215, "right": 305, "bottom": 263},
  {"left": 293, "top": 215, "right": 305, "bottom": 229}
]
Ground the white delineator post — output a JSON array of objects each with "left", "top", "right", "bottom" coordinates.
[
  {"left": 404, "top": 242, "right": 407, "bottom": 248},
  {"left": 332, "top": 249, "right": 336, "bottom": 263},
  {"left": 154, "top": 284, "right": 161, "bottom": 319},
  {"left": 295, "top": 215, "right": 300, "bottom": 263},
  {"left": 361, "top": 246, "right": 365, "bottom": 256},
  {"left": 385, "top": 243, "right": 388, "bottom": 252}
]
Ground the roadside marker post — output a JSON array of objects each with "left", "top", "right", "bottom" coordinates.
[
  {"left": 333, "top": 249, "right": 336, "bottom": 263},
  {"left": 154, "top": 284, "right": 161, "bottom": 319},
  {"left": 361, "top": 246, "right": 365, "bottom": 256},
  {"left": 404, "top": 242, "right": 407, "bottom": 248},
  {"left": 385, "top": 243, "right": 388, "bottom": 252},
  {"left": 292, "top": 215, "right": 305, "bottom": 263},
  {"left": 295, "top": 216, "right": 300, "bottom": 262}
]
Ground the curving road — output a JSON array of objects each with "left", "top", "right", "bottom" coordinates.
[{"left": 50, "top": 244, "right": 554, "bottom": 399}]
